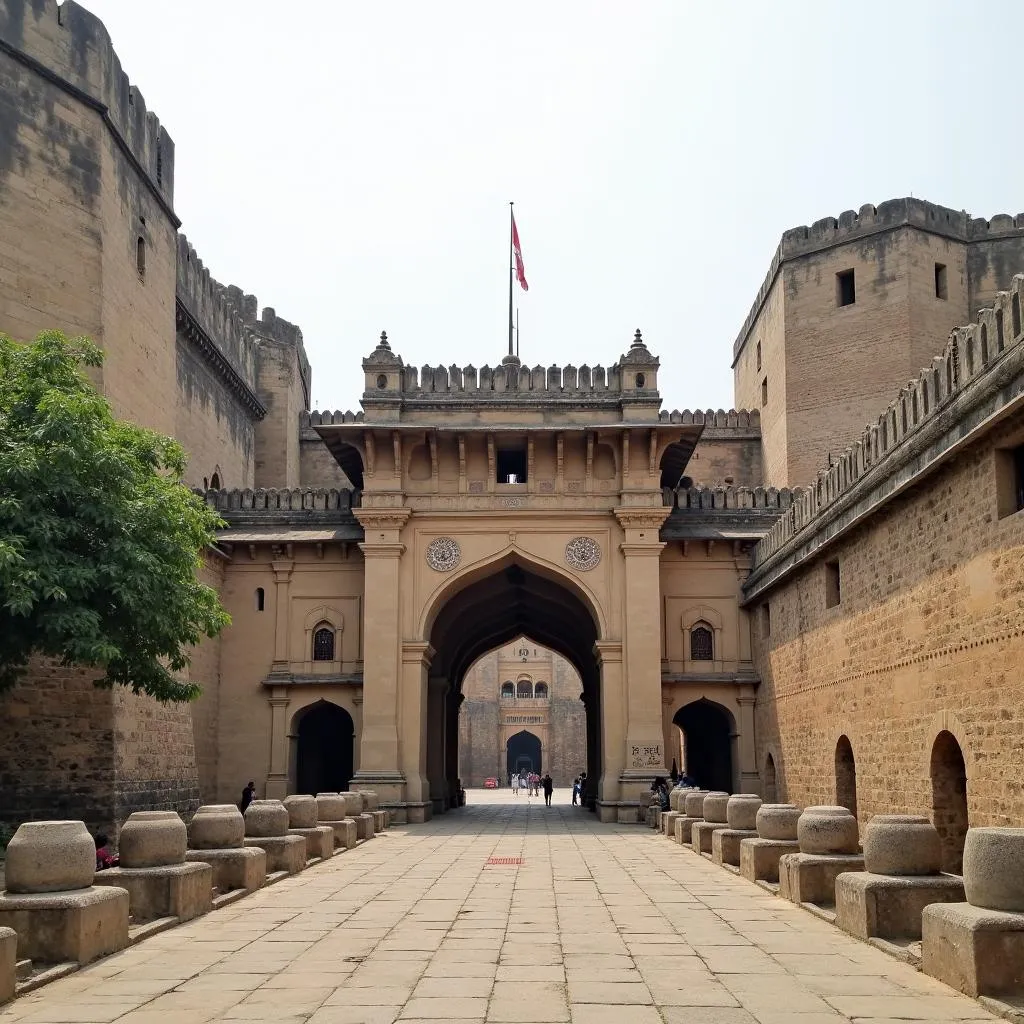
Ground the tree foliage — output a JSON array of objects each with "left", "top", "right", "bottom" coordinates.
[{"left": 0, "top": 331, "right": 230, "bottom": 701}]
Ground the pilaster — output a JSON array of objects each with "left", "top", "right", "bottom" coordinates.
[
  {"left": 266, "top": 690, "right": 290, "bottom": 799},
  {"left": 426, "top": 675, "right": 449, "bottom": 814},
  {"left": 736, "top": 688, "right": 759, "bottom": 793},
  {"left": 270, "top": 560, "right": 294, "bottom": 673}
]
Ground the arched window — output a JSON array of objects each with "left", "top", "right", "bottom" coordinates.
[
  {"left": 136, "top": 236, "right": 146, "bottom": 278},
  {"left": 534, "top": 682, "right": 548, "bottom": 698},
  {"left": 931, "top": 730, "right": 968, "bottom": 873},
  {"left": 835, "top": 735, "right": 858, "bottom": 821},
  {"left": 209, "top": 472, "right": 221, "bottom": 490},
  {"left": 690, "top": 623, "right": 713, "bottom": 661},
  {"left": 255, "top": 587, "right": 265, "bottom": 612},
  {"left": 500, "top": 682, "right": 514, "bottom": 699},
  {"left": 516, "top": 680, "right": 533, "bottom": 698},
  {"left": 312, "top": 625, "right": 335, "bottom": 661}
]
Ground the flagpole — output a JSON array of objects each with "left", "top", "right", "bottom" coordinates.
[
  {"left": 508, "top": 201, "right": 515, "bottom": 359},
  {"left": 515, "top": 307, "right": 519, "bottom": 359}
]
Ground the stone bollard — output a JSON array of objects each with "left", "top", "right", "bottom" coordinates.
[
  {"left": 740, "top": 804, "right": 801, "bottom": 884},
  {"left": 315, "top": 793, "right": 358, "bottom": 851},
  {"left": 243, "top": 800, "right": 306, "bottom": 874},
  {"left": 835, "top": 814, "right": 964, "bottom": 941},
  {"left": 0, "top": 926, "right": 16, "bottom": 1004},
  {"left": 185, "top": 805, "right": 266, "bottom": 893},
  {"left": 357, "top": 791, "right": 387, "bottom": 834},
  {"left": 713, "top": 794, "right": 762, "bottom": 868},
  {"left": 922, "top": 827, "right": 1024, "bottom": 998},
  {"left": 778, "top": 806, "right": 863, "bottom": 907},
  {"left": 93, "top": 811, "right": 212, "bottom": 923},
  {"left": 342, "top": 792, "right": 374, "bottom": 841},
  {"left": 0, "top": 821, "right": 129, "bottom": 964},
  {"left": 283, "top": 795, "right": 335, "bottom": 862},
  {"left": 673, "top": 789, "right": 709, "bottom": 845},
  {"left": 692, "top": 792, "right": 731, "bottom": 855}
]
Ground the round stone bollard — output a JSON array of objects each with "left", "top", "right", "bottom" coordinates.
[
  {"left": 797, "top": 806, "right": 859, "bottom": 855},
  {"left": 188, "top": 805, "right": 245, "bottom": 849},
  {"left": 119, "top": 811, "right": 187, "bottom": 868},
  {"left": 315, "top": 793, "right": 348, "bottom": 821},
  {"left": 702, "top": 792, "right": 731, "bottom": 825},
  {"left": 341, "top": 792, "right": 363, "bottom": 817},
  {"left": 670, "top": 786, "right": 689, "bottom": 812},
  {"left": 283, "top": 795, "right": 318, "bottom": 829},
  {"left": 244, "top": 799, "right": 289, "bottom": 838},
  {"left": 863, "top": 815, "right": 942, "bottom": 876},
  {"left": 727, "top": 794, "right": 762, "bottom": 830},
  {"left": 359, "top": 791, "right": 380, "bottom": 811},
  {"left": 683, "top": 790, "right": 709, "bottom": 817},
  {"left": 4, "top": 821, "right": 96, "bottom": 893},
  {"left": 962, "top": 827, "right": 1024, "bottom": 912},
  {"left": 756, "top": 804, "right": 801, "bottom": 841}
]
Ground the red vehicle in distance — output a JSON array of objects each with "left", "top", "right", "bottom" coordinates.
[{"left": 483, "top": 777, "right": 498, "bottom": 789}]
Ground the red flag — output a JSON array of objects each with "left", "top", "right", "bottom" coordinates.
[{"left": 512, "top": 213, "right": 529, "bottom": 292}]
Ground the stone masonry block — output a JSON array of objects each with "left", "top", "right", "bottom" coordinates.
[
  {"left": 778, "top": 852, "right": 864, "bottom": 906},
  {"left": 739, "top": 837, "right": 799, "bottom": 884},
  {"left": 674, "top": 816, "right": 701, "bottom": 845},
  {"left": 93, "top": 862, "right": 212, "bottom": 923},
  {"left": 289, "top": 826, "right": 335, "bottom": 861},
  {"left": 691, "top": 820, "right": 728, "bottom": 855},
  {"left": 713, "top": 828, "right": 757, "bottom": 868},
  {"left": 185, "top": 847, "right": 265, "bottom": 893},
  {"left": 922, "top": 901, "right": 1024, "bottom": 998},
  {"left": 0, "top": 926, "right": 15, "bottom": 1005},
  {"left": 372, "top": 810, "right": 387, "bottom": 832},
  {"left": 836, "top": 871, "right": 965, "bottom": 940},
  {"left": 321, "top": 819, "right": 358, "bottom": 850},
  {"left": 243, "top": 835, "right": 306, "bottom": 874},
  {"left": 356, "top": 813, "right": 375, "bottom": 840},
  {"left": 662, "top": 811, "right": 682, "bottom": 837}
]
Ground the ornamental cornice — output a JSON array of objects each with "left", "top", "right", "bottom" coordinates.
[
  {"left": 613, "top": 506, "right": 672, "bottom": 531},
  {"left": 353, "top": 507, "right": 412, "bottom": 532}
]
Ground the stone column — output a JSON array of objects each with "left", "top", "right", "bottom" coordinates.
[
  {"left": 426, "top": 675, "right": 448, "bottom": 815},
  {"left": 350, "top": 509, "right": 410, "bottom": 807},
  {"left": 265, "top": 690, "right": 291, "bottom": 799},
  {"left": 595, "top": 641, "right": 623, "bottom": 821},
  {"left": 269, "top": 559, "right": 293, "bottom": 673},
  {"left": 736, "top": 690, "right": 759, "bottom": 793},
  {"left": 400, "top": 641, "right": 434, "bottom": 822},
  {"left": 445, "top": 691, "right": 464, "bottom": 807},
  {"left": 615, "top": 507, "right": 671, "bottom": 819}
]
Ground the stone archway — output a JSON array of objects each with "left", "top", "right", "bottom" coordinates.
[
  {"left": 294, "top": 701, "right": 355, "bottom": 795},
  {"left": 673, "top": 699, "right": 735, "bottom": 792},
  {"left": 835, "top": 735, "right": 858, "bottom": 821},
  {"left": 506, "top": 730, "right": 542, "bottom": 777},
  {"left": 931, "top": 730, "right": 969, "bottom": 873}
]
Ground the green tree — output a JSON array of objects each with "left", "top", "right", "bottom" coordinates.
[{"left": 0, "top": 331, "right": 230, "bottom": 701}]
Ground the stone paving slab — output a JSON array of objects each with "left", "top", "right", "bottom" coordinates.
[{"left": 0, "top": 790, "right": 1001, "bottom": 1023}]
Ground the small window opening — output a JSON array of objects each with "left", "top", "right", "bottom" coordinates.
[
  {"left": 376, "top": 373, "right": 388, "bottom": 389},
  {"left": 497, "top": 447, "right": 528, "bottom": 484},
  {"left": 156, "top": 146, "right": 163, "bottom": 188},
  {"left": 935, "top": 263, "right": 948, "bottom": 300},
  {"left": 209, "top": 472, "right": 221, "bottom": 490},
  {"left": 501, "top": 682, "right": 514, "bottom": 699},
  {"left": 534, "top": 682, "right": 548, "bottom": 698},
  {"left": 1013, "top": 293, "right": 1021, "bottom": 338},
  {"left": 996, "top": 309, "right": 1005, "bottom": 352},
  {"left": 837, "top": 269, "right": 856, "bottom": 307},
  {"left": 761, "top": 377, "right": 768, "bottom": 406},
  {"left": 825, "top": 559, "right": 841, "bottom": 608},
  {"left": 690, "top": 623, "right": 714, "bottom": 661},
  {"left": 203, "top": 476, "right": 209, "bottom": 490},
  {"left": 312, "top": 625, "right": 335, "bottom": 661},
  {"left": 136, "top": 236, "right": 146, "bottom": 279},
  {"left": 996, "top": 444, "right": 1024, "bottom": 518},
  {"left": 255, "top": 587, "right": 265, "bottom": 612},
  {"left": 756, "top": 340, "right": 762, "bottom": 371},
  {"left": 761, "top": 603, "right": 771, "bottom": 638},
  {"left": 635, "top": 372, "right": 645, "bottom": 388},
  {"left": 516, "top": 680, "right": 533, "bottom": 698}
]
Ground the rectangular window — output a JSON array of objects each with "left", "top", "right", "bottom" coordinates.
[
  {"left": 837, "top": 269, "right": 856, "bottom": 307},
  {"left": 756, "top": 340, "right": 762, "bottom": 371},
  {"left": 496, "top": 448, "right": 527, "bottom": 484},
  {"left": 825, "top": 559, "right": 841, "bottom": 608},
  {"left": 935, "top": 262, "right": 948, "bottom": 300},
  {"left": 761, "top": 603, "right": 771, "bottom": 638},
  {"left": 761, "top": 377, "right": 768, "bottom": 406},
  {"left": 995, "top": 444, "right": 1024, "bottom": 519}
]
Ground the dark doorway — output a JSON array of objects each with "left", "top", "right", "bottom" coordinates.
[
  {"left": 674, "top": 700, "right": 734, "bottom": 792},
  {"left": 835, "top": 735, "right": 858, "bottom": 821},
  {"left": 507, "top": 730, "right": 542, "bottom": 777},
  {"left": 296, "top": 702, "right": 354, "bottom": 794},
  {"left": 931, "top": 730, "right": 969, "bottom": 873}
]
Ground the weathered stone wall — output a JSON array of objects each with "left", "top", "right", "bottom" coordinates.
[{"left": 687, "top": 412, "right": 762, "bottom": 487}]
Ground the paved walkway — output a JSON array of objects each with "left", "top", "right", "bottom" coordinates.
[{"left": 1, "top": 790, "right": 998, "bottom": 1024}]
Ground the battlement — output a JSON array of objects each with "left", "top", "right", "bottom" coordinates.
[
  {"left": 673, "top": 485, "right": 795, "bottom": 511},
  {"left": 733, "top": 197, "right": 1024, "bottom": 363},
  {"left": 0, "top": 0, "right": 174, "bottom": 209},
  {"left": 200, "top": 487, "right": 355, "bottom": 512},
  {"left": 751, "top": 272, "right": 1024, "bottom": 571}
]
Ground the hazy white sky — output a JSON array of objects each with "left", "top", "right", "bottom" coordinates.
[{"left": 85, "top": 1, "right": 1023, "bottom": 413}]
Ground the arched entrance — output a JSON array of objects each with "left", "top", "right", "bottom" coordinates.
[
  {"left": 835, "top": 735, "right": 858, "bottom": 821},
  {"left": 931, "top": 730, "right": 968, "bottom": 873},
  {"left": 425, "top": 560, "right": 603, "bottom": 813},
  {"left": 507, "top": 730, "right": 542, "bottom": 777},
  {"left": 673, "top": 699, "right": 734, "bottom": 792},
  {"left": 294, "top": 701, "right": 355, "bottom": 795}
]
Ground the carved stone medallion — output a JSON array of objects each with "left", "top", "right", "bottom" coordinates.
[
  {"left": 565, "top": 536, "right": 601, "bottom": 571},
  {"left": 425, "top": 536, "right": 461, "bottom": 572}
]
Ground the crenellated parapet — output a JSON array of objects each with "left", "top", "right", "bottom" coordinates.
[
  {"left": 749, "top": 273, "right": 1024, "bottom": 583},
  {"left": 200, "top": 487, "right": 355, "bottom": 513},
  {"left": 674, "top": 485, "right": 794, "bottom": 511},
  {"left": 0, "top": 0, "right": 175, "bottom": 214},
  {"left": 659, "top": 409, "right": 760, "bottom": 431}
]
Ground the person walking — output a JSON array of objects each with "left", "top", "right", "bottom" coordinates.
[
  {"left": 240, "top": 780, "right": 256, "bottom": 813},
  {"left": 542, "top": 773, "right": 554, "bottom": 807},
  {"left": 512, "top": 772, "right": 520, "bottom": 796},
  {"left": 571, "top": 776, "right": 580, "bottom": 806}
]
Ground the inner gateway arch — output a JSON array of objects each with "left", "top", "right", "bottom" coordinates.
[{"left": 213, "top": 331, "right": 769, "bottom": 823}]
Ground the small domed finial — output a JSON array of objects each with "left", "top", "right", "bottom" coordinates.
[
  {"left": 632, "top": 328, "right": 644, "bottom": 348},
  {"left": 379, "top": 330, "right": 390, "bottom": 350}
]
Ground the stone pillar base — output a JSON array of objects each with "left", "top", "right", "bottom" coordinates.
[
  {"left": 922, "top": 902, "right": 1024, "bottom": 998},
  {"left": 288, "top": 826, "right": 335, "bottom": 861},
  {"left": 739, "top": 838, "right": 798, "bottom": 883},
  {"left": 243, "top": 835, "right": 306, "bottom": 874},
  {"left": 372, "top": 810, "right": 387, "bottom": 832},
  {"left": 691, "top": 821, "right": 728, "bottom": 855},
  {"left": 674, "top": 817, "right": 703, "bottom": 845},
  {"left": 321, "top": 819, "right": 358, "bottom": 850},
  {"left": 382, "top": 804, "right": 408, "bottom": 825},
  {"left": 0, "top": 926, "right": 16, "bottom": 1004},
  {"left": 0, "top": 887, "right": 128, "bottom": 965},
  {"left": 185, "top": 848, "right": 265, "bottom": 893},
  {"left": 662, "top": 811, "right": 682, "bottom": 837},
  {"left": 645, "top": 806, "right": 658, "bottom": 828},
  {"left": 778, "top": 852, "right": 864, "bottom": 906},
  {"left": 93, "top": 862, "right": 212, "bottom": 923},
  {"left": 713, "top": 828, "right": 758, "bottom": 868},
  {"left": 596, "top": 802, "right": 618, "bottom": 824},
  {"left": 356, "top": 813, "right": 376, "bottom": 839},
  {"left": 617, "top": 803, "right": 641, "bottom": 825},
  {"left": 836, "top": 871, "right": 965, "bottom": 941}
]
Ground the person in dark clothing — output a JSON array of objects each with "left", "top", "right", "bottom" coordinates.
[
  {"left": 542, "top": 773, "right": 554, "bottom": 806},
  {"left": 578, "top": 771, "right": 587, "bottom": 806},
  {"left": 240, "top": 780, "right": 256, "bottom": 813},
  {"left": 94, "top": 833, "right": 118, "bottom": 871}
]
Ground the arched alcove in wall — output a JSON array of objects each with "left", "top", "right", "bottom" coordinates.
[
  {"left": 764, "top": 752, "right": 778, "bottom": 803},
  {"left": 930, "top": 730, "right": 969, "bottom": 873},
  {"left": 506, "top": 730, "right": 542, "bottom": 777},
  {"left": 835, "top": 735, "right": 858, "bottom": 821},
  {"left": 292, "top": 701, "right": 355, "bottom": 794},
  {"left": 673, "top": 699, "right": 735, "bottom": 792}
]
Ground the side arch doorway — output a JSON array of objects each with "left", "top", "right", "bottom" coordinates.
[
  {"left": 507, "top": 730, "right": 542, "bottom": 777},
  {"left": 673, "top": 698, "right": 735, "bottom": 793},
  {"left": 294, "top": 701, "right": 355, "bottom": 795}
]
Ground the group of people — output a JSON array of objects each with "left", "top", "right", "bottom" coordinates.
[
  {"left": 510, "top": 770, "right": 555, "bottom": 805},
  {"left": 571, "top": 772, "right": 587, "bottom": 805}
]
